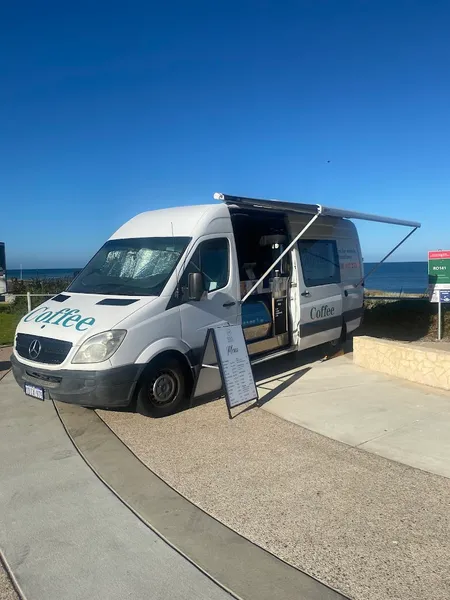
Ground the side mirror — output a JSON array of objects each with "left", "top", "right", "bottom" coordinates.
[{"left": 188, "top": 272, "right": 206, "bottom": 301}]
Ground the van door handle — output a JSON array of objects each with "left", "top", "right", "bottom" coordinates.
[
  {"left": 223, "top": 301, "right": 236, "bottom": 308},
  {"left": 301, "top": 290, "right": 310, "bottom": 297}
]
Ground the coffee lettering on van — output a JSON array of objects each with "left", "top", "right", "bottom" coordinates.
[
  {"left": 23, "top": 306, "right": 96, "bottom": 331},
  {"left": 310, "top": 305, "right": 335, "bottom": 320}
]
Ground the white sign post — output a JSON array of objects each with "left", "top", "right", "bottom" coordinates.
[{"left": 191, "top": 325, "right": 258, "bottom": 419}]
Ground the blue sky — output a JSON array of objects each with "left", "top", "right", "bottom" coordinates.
[{"left": 1, "top": 0, "right": 449, "bottom": 268}]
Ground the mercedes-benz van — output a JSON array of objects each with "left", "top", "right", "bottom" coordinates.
[{"left": 11, "top": 193, "right": 420, "bottom": 416}]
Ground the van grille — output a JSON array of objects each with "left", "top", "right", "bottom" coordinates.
[{"left": 16, "top": 333, "right": 72, "bottom": 365}]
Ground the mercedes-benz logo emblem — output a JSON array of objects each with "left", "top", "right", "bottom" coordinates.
[{"left": 29, "top": 339, "right": 42, "bottom": 360}]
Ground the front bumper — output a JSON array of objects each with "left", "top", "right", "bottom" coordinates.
[{"left": 10, "top": 354, "right": 141, "bottom": 408}]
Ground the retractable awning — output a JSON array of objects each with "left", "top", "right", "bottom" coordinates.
[
  {"left": 213, "top": 192, "right": 421, "bottom": 302},
  {"left": 213, "top": 192, "right": 421, "bottom": 229}
]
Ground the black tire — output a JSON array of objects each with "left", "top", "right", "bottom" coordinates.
[
  {"left": 328, "top": 323, "right": 347, "bottom": 351},
  {"left": 136, "top": 357, "right": 188, "bottom": 418}
]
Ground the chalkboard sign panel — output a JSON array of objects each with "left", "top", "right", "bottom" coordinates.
[
  {"left": 273, "top": 297, "right": 287, "bottom": 335},
  {"left": 214, "top": 325, "right": 258, "bottom": 410},
  {"left": 191, "top": 325, "right": 258, "bottom": 418}
]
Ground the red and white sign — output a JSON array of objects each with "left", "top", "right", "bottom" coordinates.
[{"left": 428, "top": 250, "right": 450, "bottom": 259}]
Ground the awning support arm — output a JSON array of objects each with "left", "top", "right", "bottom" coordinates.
[
  {"left": 356, "top": 226, "right": 419, "bottom": 288},
  {"left": 241, "top": 211, "right": 321, "bottom": 303}
]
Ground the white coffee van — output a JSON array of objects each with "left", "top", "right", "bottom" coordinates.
[{"left": 11, "top": 193, "right": 420, "bottom": 416}]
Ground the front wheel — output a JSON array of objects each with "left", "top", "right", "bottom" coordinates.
[{"left": 136, "top": 358, "right": 188, "bottom": 418}]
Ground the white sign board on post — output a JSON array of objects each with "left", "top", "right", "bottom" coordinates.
[
  {"left": 191, "top": 325, "right": 258, "bottom": 418},
  {"left": 428, "top": 250, "right": 450, "bottom": 302}
]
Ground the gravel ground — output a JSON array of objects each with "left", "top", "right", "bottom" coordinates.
[
  {"left": 0, "top": 560, "right": 18, "bottom": 600},
  {"left": 98, "top": 397, "right": 450, "bottom": 600}
]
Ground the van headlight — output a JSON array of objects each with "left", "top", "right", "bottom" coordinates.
[{"left": 72, "top": 330, "right": 127, "bottom": 364}]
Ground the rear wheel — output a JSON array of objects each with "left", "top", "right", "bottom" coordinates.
[
  {"left": 328, "top": 322, "right": 347, "bottom": 351},
  {"left": 136, "top": 357, "right": 188, "bottom": 418}
]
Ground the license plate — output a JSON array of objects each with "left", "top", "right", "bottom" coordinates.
[{"left": 24, "top": 384, "right": 45, "bottom": 401}]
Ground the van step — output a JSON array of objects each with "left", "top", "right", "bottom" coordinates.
[{"left": 250, "top": 347, "right": 297, "bottom": 365}]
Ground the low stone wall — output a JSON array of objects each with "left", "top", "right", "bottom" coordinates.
[{"left": 353, "top": 336, "right": 450, "bottom": 391}]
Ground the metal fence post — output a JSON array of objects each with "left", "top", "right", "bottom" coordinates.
[{"left": 27, "top": 291, "right": 31, "bottom": 313}]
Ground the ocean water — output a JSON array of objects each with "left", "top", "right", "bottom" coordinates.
[
  {"left": 6, "top": 262, "right": 429, "bottom": 294},
  {"left": 363, "top": 261, "right": 428, "bottom": 294},
  {"left": 7, "top": 268, "right": 81, "bottom": 280}
]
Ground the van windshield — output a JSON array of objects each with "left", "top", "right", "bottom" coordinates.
[{"left": 68, "top": 237, "right": 191, "bottom": 296}]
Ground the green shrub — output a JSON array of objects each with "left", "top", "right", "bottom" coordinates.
[
  {"left": 7, "top": 277, "right": 72, "bottom": 295},
  {"left": 362, "top": 299, "right": 449, "bottom": 341},
  {"left": 2, "top": 277, "right": 70, "bottom": 316}
]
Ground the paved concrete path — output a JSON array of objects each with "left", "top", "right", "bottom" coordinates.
[
  {"left": 0, "top": 373, "right": 233, "bottom": 600},
  {"left": 0, "top": 346, "right": 11, "bottom": 381},
  {"left": 259, "top": 353, "right": 450, "bottom": 478},
  {"left": 0, "top": 345, "right": 20, "bottom": 600}
]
